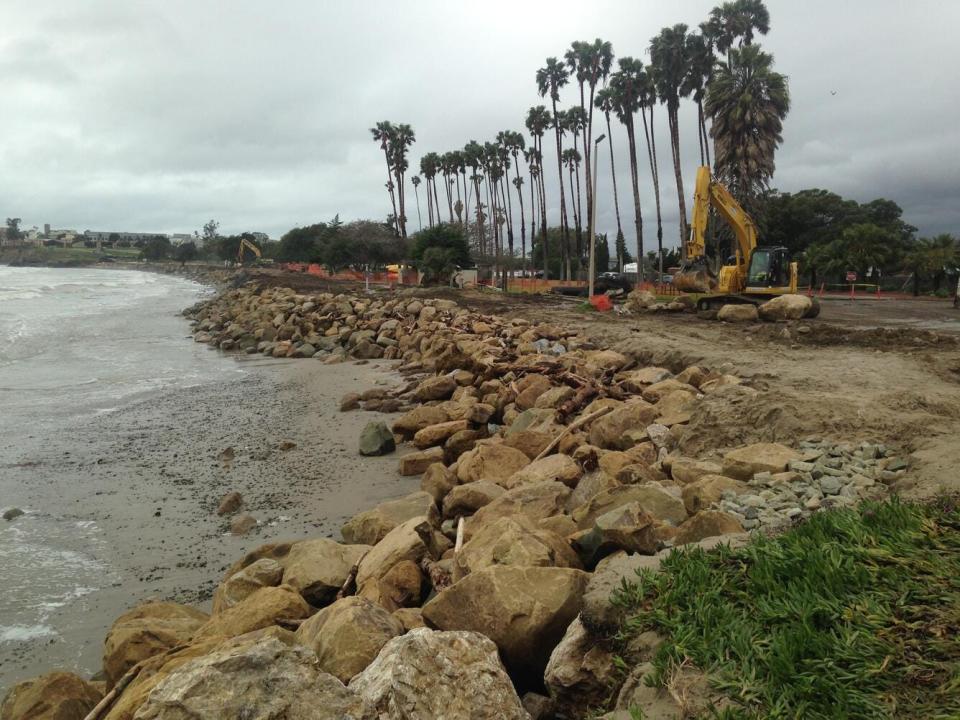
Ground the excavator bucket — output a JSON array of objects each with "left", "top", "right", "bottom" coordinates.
[{"left": 674, "top": 259, "right": 719, "bottom": 294}]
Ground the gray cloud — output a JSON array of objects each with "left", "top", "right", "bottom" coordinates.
[{"left": 1, "top": 0, "right": 958, "bottom": 242}]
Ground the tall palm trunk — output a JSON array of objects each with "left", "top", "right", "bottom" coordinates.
[
  {"left": 412, "top": 184, "right": 423, "bottom": 231},
  {"left": 567, "top": 163, "right": 580, "bottom": 260},
  {"left": 455, "top": 174, "right": 463, "bottom": 224},
  {"left": 550, "top": 101, "right": 571, "bottom": 280},
  {"left": 512, "top": 158, "right": 526, "bottom": 276},
  {"left": 571, "top": 136, "right": 584, "bottom": 261},
  {"left": 579, "top": 82, "right": 593, "bottom": 252},
  {"left": 698, "top": 100, "right": 711, "bottom": 167},
  {"left": 642, "top": 104, "right": 664, "bottom": 278},
  {"left": 528, "top": 169, "right": 538, "bottom": 275},
  {"left": 604, "top": 111, "right": 625, "bottom": 269},
  {"left": 381, "top": 146, "right": 400, "bottom": 235},
  {"left": 431, "top": 177, "right": 441, "bottom": 227},
  {"left": 393, "top": 167, "right": 408, "bottom": 239},
  {"left": 537, "top": 139, "right": 549, "bottom": 279},
  {"left": 624, "top": 116, "right": 644, "bottom": 282},
  {"left": 444, "top": 172, "right": 454, "bottom": 223},
  {"left": 502, "top": 175, "right": 515, "bottom": 271},
  {"left": 461, "top": 169, "right": 470, "bottom": 227},
  {"left": 667, "top": 101, "right": 688, "bottom": 247}
]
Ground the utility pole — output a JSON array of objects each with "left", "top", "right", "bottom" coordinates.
[{"left": 587, "top": 134, "right": 606, "bottom": 298}]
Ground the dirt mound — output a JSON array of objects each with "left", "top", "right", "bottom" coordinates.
[{"left": 676, "top": 386, "right": 806, "bottom": 457}]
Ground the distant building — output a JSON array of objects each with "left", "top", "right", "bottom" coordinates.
[
  {"left": 83, "top": 230, "right": 169, "bottom": 247},
  {"left": 169, "top": 233, "right": 194, "bottom": 246}
]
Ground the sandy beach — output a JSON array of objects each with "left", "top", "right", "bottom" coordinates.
[{"left": 0, "top": 349, "right": 417, "bottom": 694}]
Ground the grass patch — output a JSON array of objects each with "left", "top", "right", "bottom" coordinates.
[
  {"left": 1, "top": 245, "right": 141, "bottom": 264},
  {"left": 613, "top": 497, "right": 960, "bottom": 719}
]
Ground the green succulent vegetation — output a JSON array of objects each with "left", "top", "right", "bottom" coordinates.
[{"left": 613, "top": 498, "right": 960, "bottom": 719}]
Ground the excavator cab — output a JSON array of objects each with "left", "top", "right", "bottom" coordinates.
[{"left": 746, "top": 246, "right": 791, "bottom": 289}]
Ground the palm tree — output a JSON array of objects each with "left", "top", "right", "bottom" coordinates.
[
  {"left": 500, "top": 131, "right": 527, "bottom": 272},
  {"left": 370, "top": 121, "right": 400, "bottom": 235},
  {"left": 562, "top": 147, "right": 583, "bottom": 255},
  {"left": 536, "top": 57, "right": 572, "bottom": 279},
  {"left": 705, "top": 0, "right": 770, "bottom": 65},
  {"left": 683, "top": 32, "right": 716, "bottom": 166},
  {"left": 526, "top": 105, "right": 552, "bottom": 278},
  {"left": 566, "top": 39, "right": 614, "bottom": 244},
  {"left": 563, "top": 107, "right": 588, "bottom": 259},
  {"left": 411, "top": 175, "right": 423, "bottom": 231},
  {"left": 524, "top": 148, "right": 541, "bottom": 275},
  {"left": 595, "top": 87, "right": 626, "bottom": 270},
  {"left": 389, "top": 123, "right": 415, "bottom": 239},
  {"left": 451, "top": 150, "right": 466, "bottom": 224},
  {"left": 609, "top": 58, "right": 645, "bottom": 281},
  {"left": 440, "top": 152, "right": 456, "bottom": 223},
  {"left": 463, "top": 141, "right": 486, "bottom": 256},
  {"left": 638, "top": 66, "right": 665, "bottom": 278},
  {"left": 650, "top": 24, "right": 693, "bottom": 247},
  {"left": 419, "top": 153, "right": 440, "bottom": 227},
  {"left": 705, "top": 43, "right": 789, "bottom": 215}
]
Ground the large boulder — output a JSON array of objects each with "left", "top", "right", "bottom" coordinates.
[
  {"left": 357, "top": 559, "right": 424, "bottom": 612},
  {"left": 359, "top": 421, "right": 396, "bottom": 456},
  {"left": 641, "top": 379, "right": 699, "bottom": 404},
  {"left": 442, "top": 481, "right": 504, "bottom": 519},
  {"left": 193, "top": 586, "right": 311, "bottom": 640},
  {"left": 571, "top": 484, "right": 687, "bottom": 529},
  {"left": 392, "top": 405, "right": 451, "bottom": 440},
  {"left": 618, "top": 367, "right": 672, "bottom": 393},
  {"left": 581, "top": 552, "right": 661, "bottom": 634},
  {"left": 681, "top": 474, "right": 748, "bottom": 515},
  {"left": 457, "top": 444, "right": 531, "bottom": 486},
  {"left": 420, "top": 463, "right": 456, "bottom": 503},
  {"left": 295, "top": 597, "right": 404, "bottom": 683},
  {"left": 456, "top": 516, "right": 581, "bottom": 576},
  {"left": 544, "top": 617, "right": 616, "bottom": 715},
  {"left": 341, "top": 492, "right": 438, "bottom": 546},
  {"left": 717, "top": 303, "right": 759, "bottom": 322},
  {"left": 585, "top": 503, "right": 663, "bottom": 557},
  {"left": 412, "top": 375, "right": 457, "bottom": 402},
  {"left": 588, "top": 402, "right": 659, "bottom": 449},
  {"left": 722, "top": 442, "right": 801, "bottom": 480},
  {"left": 0, "top": 672, "right": 102, "bottom": 720},
  {"left": 503, "top": 454, "right": 581, "bottom": 489},
  {"left": 356, "top": 517, "right": 430, "bottom": 589},
  {"left": 515, "top": 374, "right": 553, "bottom": 410},
  {"left": 133, "top": 632, "right": 372, "bottom": 720},
  {"left": 413, "top": 420, "right": 470, "bottom": 449},
  {"left": 674, "top": 510, "right": 745, "bottom": 546},
  {"left": 398, "top": 447, "right": 445, "bottom": 476},
  {"left": 102, "top": 602, "right": 209, "bottom": 688},
  {"left": 349, "top": 628, "right": 528, "bottom": 720},
  {"left": 466, "top": 481, "right": 570, "bottom": 539},
  {"left": 422, "top": 565, "right": 590, "bottom": 686},
  {"left": 758, "top": 293, "right": 813, "bottom": 321},
  {"left": 282, "top": 538, "right": 371, "bottom": 606},
  {"left": 212, "top": 558, "right": 284, "bottom": 614},
  {"left": 669, "top": 457, "right": 724, "bottom": 485},
  {"left": 502, "top": 430, "right": 554, "bottom": 459},
  {"left": 566, "top": 469, "right": 620, "bottom": 512}
]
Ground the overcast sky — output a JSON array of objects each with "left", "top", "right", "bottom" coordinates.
[{"left": 2, "top": 0, "right": 958, "bottom": 248}]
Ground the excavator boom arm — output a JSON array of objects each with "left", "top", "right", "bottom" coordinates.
[{"left": 683, "top": 165, "right": 758, "bottom": 264}]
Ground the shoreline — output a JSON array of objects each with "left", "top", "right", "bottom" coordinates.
[{"left": 0, "top": 271, "right": 418, "bottom": 695}]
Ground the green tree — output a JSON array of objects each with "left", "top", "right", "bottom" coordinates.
[
  {"left": 389, "top": 123, "right": 415, "bottom": 239},
  {"left": 411, "top": 224, "right": 471, "bottom": 283},
  {"left": 201, "top": 219, "right": 219, "bottom": 247},
  {"left": 563, "top": 107, "right": 587, "bottom": 256},
  {"left": 419, "top": 152, "right": 442, "bottom": 227},
  {"left": 682, "top": 31, "right": 716, "bottom": 166},
  {"left": 906, "top": 234, "right": 958, "bottom": 295},
  {"left": 704, "top": 0, "right": 770, "bottom": 63},
  {"left": 174, "top": 241, "right": 198, "bottom": 265},
  {"left": 4, "top": 217, "right": 22, "bottom": 245},
  {"left": 650, "top": 24, "right": 693, "bottom": 246},
  {"left": 536, "top": 57, "right": 573, "bottom": 279},
  {"left": 410, "top": 175, "right": 423, "bottom": 231},
  {"left": 705, "top": 43, "right": 790, "bottom": 216},
  {"left": 562, "top": 146, "right": 583, "bottom": 258},
  {"left": 140, "top": 236, "right": 172, "bottom": 261}
]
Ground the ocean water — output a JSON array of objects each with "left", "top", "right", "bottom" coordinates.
[{"left": 0, "top": 266, "right": 237, "bottom": 683}]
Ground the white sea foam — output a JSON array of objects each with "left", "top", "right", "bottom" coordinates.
[{"left": 0, "top": 625, "right": 58, "bottom": 643}]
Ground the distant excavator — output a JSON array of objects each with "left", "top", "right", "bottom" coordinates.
[
  {"left": 236, "top": 237, "right": 263, "bottom": 266},
  {"left": 674, "top": 166, "right": 819, "bottom": 317}
]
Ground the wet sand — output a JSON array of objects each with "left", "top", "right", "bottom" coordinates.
[{"left": 0, "top": 354, "right": 417, "bottom": 694}]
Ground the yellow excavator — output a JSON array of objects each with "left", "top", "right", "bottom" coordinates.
[
  {"left": 674, "top": 166, "right": 819, "bottom": 317},
  {"left": 236, "top": 237, "right": 263, "bottom": 266}
]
